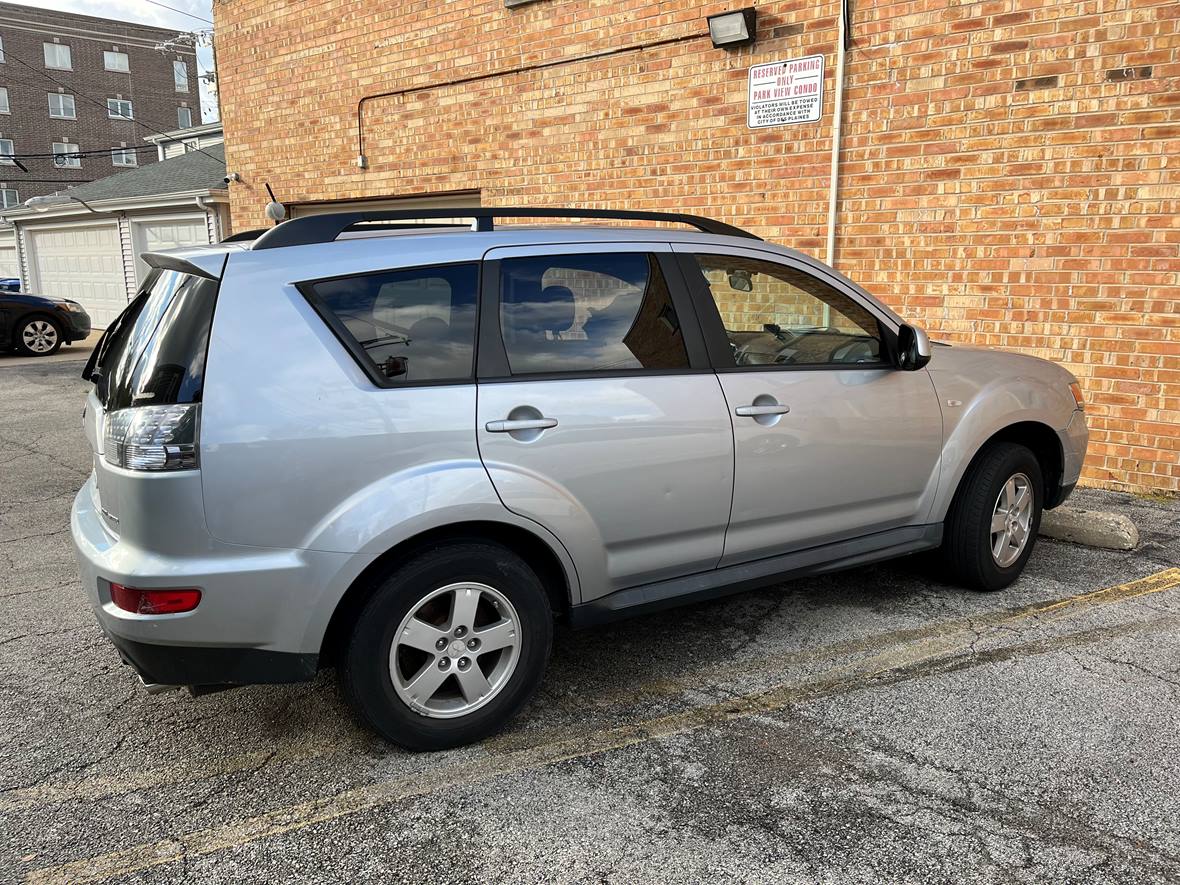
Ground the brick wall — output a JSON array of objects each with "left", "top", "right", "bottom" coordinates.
[
  {"left": 0, "top": 2, "right": 198, "bottom": 200},
  {"left": 214, "top": 0, "right": 1180, "bottom": 492}
]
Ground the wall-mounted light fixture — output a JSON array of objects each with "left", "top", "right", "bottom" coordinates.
[{"left": 707, "top": 7, "right": 757, "bottom": 49}]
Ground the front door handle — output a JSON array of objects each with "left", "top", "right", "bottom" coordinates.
[
  {"left": 485, "top": 417, "right": 558, "bottom": 433},
  {"left": 734, "top": 404, "right": 790, "bottom": 417}
]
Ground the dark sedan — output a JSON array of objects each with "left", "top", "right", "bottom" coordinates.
[{"left": 1, "top": 290, "right": 92, "bottom": 356}]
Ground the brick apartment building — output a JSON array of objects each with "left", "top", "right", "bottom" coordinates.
[
  {"left": 0, "top": 2, "right": 199, "bottom": 203},
  {"left": 214, "top": 0, "right": 1179, "bottom": 493}
]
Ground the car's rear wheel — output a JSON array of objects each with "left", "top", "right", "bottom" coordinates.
[
  {"left": 15, "top": 315, "right": 62, "bottom": 356},
  {"left": 940, "top": 442, "right": 1043, "bottom": 591},
  {"left": 340, "top": 542, "right": 553, "bottom": 750}
]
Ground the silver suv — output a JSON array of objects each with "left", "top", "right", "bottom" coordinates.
[{"left": 71, "top": 208, "right": 1088, "bottom": 749}]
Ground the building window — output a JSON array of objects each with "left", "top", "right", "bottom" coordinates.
[
  {"left": 0, "top": 88, "right": 8, "bottom": 114},
  {"left": 52, "top": 141, "right": 81, "bottom": 168},
  {"left": 104, "top": 50, "right": 129, "bottom": 72},
  {"left": 112, "top": 147, "right": 137, "bottom": 167},
  {"left": 0, "top": 37, "right": 6, "bottom": 63},
  {"left": 107, "top": 98, "right": 133, "bottom": 120},
  {"left": 0, "top": 187, "right": 18, "bottom": 208},
  {"left": 173, "top": 60, "right": 188, "bottom": 91},
  {"left": 49, "top": 93, "right": 76, "bottom": 119},
  {"left": 43, "top": 42, "right": 72, "bottom": 70},
  {"left": 177, "top": 106, "right": 193, "bottom": 128},
  {"left": 0, "top": 139, "right": 13, "bottom": 165}
]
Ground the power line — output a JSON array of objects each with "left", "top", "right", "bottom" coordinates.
[
  {"left": 140, "top": 0, "right": 214, "bottom": 26},
  {"left": 0, "top": 45, "right": 222, "bottom": 164}
]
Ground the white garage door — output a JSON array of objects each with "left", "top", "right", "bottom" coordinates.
[
  {"left": 132, "top": 216, "right": 210, "bottom": 285},
  {"left": 0, "top": 245, "right": 17, "bottom": 280},
  {"left": 27, "top": 224, "right": 125, "bottom": 327}
]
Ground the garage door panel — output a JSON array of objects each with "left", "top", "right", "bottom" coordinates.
[
  {"left": 28, "top": 224, "right": 125, "bottom": 327},
  {"left": 132, "top": 216, "right": 209, "bottom": 285}
]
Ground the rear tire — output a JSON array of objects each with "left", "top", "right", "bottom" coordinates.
[
  {"left": 939, "top": 442, "right": 1043, "bottom": 591},
  {"left": 340, "top": 542, "right": 553, "bottom": 750},
  {"left": 14, "top": 315, "right": 63, "bottom": 356}
]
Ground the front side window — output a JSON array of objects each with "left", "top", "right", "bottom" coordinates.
[
  {"left": 112, "top": 147, "right": 137, "bottom": 167},
  {"left": 499, "top": 253, "right": 689, "bottom": 375},
  {"left": 304, "top": 263, "right": 478, "bottom": 384},
  {"left": 43, "top": 42, "right": 71, "bottom": 70},
  {"left": 173, "top": 60, "right": 188, "bottom": 91},
  {"left": 52, "top": 141, "right": 80, "bottom": 168},
  {"left": 49, "top": 92, "right": 76, "bottom": 119},
  {"left": 693, "top": 254, "right": 884, "bottom": 367},
  {"left": 0, "top": 87, "right": 8, "bottom": 114},
  {"left": 104, "top": 50, "right": 129, "bottom": 72},
  {"left": 177, "top": 106, "right": 192, "bottom": 128},
  {"left": 107, "top": 98, "right": 133, "bottom": 120},
  {"left": 0, "top": 187, "right": 18, "bottom": 208},
  {"left": 0, "top": 138, "right": 12, "bottom": 165}
]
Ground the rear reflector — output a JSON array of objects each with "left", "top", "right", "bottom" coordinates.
[{"left": 110, "top": 583, "right": 202, "bottom": 615}]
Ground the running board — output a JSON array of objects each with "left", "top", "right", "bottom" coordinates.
[{"left": 568, "top": 524, "right": 943, "bottom": 629}]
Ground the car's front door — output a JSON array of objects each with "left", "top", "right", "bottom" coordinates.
[
  {"left": 673, "top": 246, "right": 944, "bottom": 566},
  {"left": 476, "top": 244, "right": 734, "bottom": 602}
]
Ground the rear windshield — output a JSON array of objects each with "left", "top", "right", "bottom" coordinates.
[{"left": 85, "top": 268, "right": 219, "bottom": 410}]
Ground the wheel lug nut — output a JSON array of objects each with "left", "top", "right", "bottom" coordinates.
[
  {"left": 435, "top": 638, "right": 448, "bottom": 651},
  {"left": 467, "top": 638, "right": 480, "bottom": 651},
  {"left": 438, "top": 657, "right": 450, "bottom": 670},
  {"left": 454, "top": 626, "right": 468, "bottom": 638},
  {"left": 458, "top": 657, "right": 470, "bottom": 670}
]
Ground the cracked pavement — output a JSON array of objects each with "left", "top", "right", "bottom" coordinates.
[{"left": 2, "top": 358, "right": 1179, "bottom": 884}]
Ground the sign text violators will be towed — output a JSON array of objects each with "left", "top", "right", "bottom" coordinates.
[{"left": 747, "top": 54, "right": 825, "bottom": 128}]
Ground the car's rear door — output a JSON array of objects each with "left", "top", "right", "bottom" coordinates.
[
  {"left": 672, "top": 245, "right": 944, "bottom": 566},
  {"left": 476, "top": 243, "right": 734, "bottom": 602}
]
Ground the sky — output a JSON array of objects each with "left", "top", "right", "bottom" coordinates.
[{"left": 9, "top": 0, "right": 218, "bottom": 122}]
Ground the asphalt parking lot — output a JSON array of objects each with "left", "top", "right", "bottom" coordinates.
[{"left": 2, "top": 356, "right": 1179, "bottom": 884}]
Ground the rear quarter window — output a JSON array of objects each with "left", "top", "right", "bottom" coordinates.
[
  {"left": 89, "top": 269, "right": 219, "bottom": 410},
  {"left": 301, "top": 263, "right": 478, "bottom": 385}
]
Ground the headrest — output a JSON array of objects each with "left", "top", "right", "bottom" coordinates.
[{"left": 509, "top": 284, "right": 575, "bottom": 335}]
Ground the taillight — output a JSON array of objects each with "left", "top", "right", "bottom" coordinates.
[
  {"left": 103, "top": 404, "right": 198, "bottom": 471},
  {"left": 110, "top": 583, "right": 202, "bottom": 614}
]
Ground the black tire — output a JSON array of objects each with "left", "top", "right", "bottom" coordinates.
[
  {"left": 14, "top": 314, "right": 64, "bottom": 356},
  {"left": 340, "top": 542, "right": 553, "bottom": 750},
  {"left": 939, "top": 442, "right": 1043, "bottom": 592}
]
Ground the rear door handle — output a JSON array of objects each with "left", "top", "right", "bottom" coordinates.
[
  {"left": 734, "top": 404, "right": 790, "bottom": 417},
  {"left": 485, "top": 417, "right": 559, "bottom": 433}
]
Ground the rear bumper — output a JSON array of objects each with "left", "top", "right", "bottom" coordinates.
[
  {"left": 70, "top": 474, "right": 363, "bottom": 686},
  {"left": 108, "top": 633, "right": 315, "bottom": 686}
]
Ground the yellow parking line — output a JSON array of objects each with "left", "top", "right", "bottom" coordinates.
[{"left": 25, "top": 567, "right": 1180, "bottom": 885}]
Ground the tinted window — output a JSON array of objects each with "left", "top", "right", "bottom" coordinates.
[
  {"left": 499, "top": 253, "right": 688, "bottom": 375},
  {"left": 89, "top": 269, "right": 218, "bottom": 410},
  {"left": 308, "top": 263, "right": 478, "bottom": 384},
  {"left": 694, "top": 254, "right": 884, "bottom": 367}
]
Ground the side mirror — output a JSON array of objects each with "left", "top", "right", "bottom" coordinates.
[{"left": 895, "top": 324, "right": 932, "bottom": 371}]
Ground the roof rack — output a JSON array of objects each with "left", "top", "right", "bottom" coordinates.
[
  {"left": 249, "top": 207, "right": 760, "bottom": 250},
  {"left": 221, "top": 228, "right": 268, "bottom": 243}
]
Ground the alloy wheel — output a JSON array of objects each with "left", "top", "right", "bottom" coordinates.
[
  {"left": 22, "top": 320, "right": 59, "bottom": 354},
  {"left": 389, "top": 581, "right": 521, "bottom": 719},
  {"left": 990, "top": 472, "right": 1033, "bottom": 567}
]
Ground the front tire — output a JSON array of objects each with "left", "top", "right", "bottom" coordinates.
[
  {"left": 15, "top": 315, "right": 63, "bottom": 356},
  {"left": 940, "top": 442, "right": 1043, "bottom": 591},
  {"left": 340, "top": 542, "right": 553, "bottom": 750}
]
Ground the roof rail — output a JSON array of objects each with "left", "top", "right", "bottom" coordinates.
[
  {"left": 249, "top": 207, "right": 760, "bottom": 250},
  {"left": 221, "top": 228, "right": 268, "bottom": 243}
]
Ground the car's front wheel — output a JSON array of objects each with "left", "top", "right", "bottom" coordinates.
[
  {"left": 940, "top": 442, "right": 1043, "bottom": 591},
  {"left": 15, "top": 315, "right": 63, "bottom": 356},
  {"left": 340, "top": 542, "right": 553, "bottom": 750}
]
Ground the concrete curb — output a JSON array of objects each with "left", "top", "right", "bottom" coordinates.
[{"left": 1040, "top": 506, "right": 1139, "bottom": 550}]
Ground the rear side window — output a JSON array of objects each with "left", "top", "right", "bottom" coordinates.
[
  {"left": 498, "top": 253, "right": 689, "bottom": 375},
  {"left": 304, "top": 263, "right": 478, "bottom": 384},
  {"left": 88, "top": 269, "right": 218, "bottom": 410}
]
